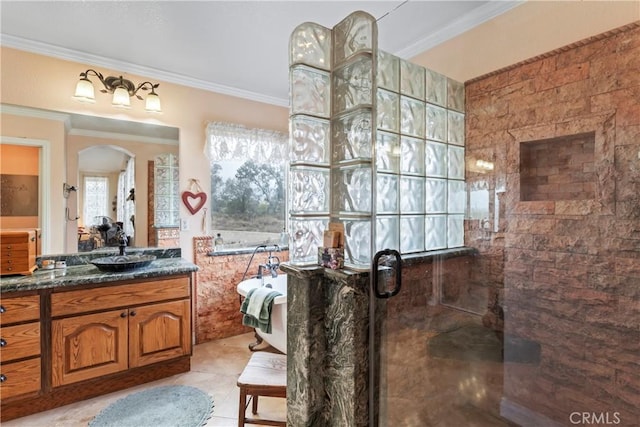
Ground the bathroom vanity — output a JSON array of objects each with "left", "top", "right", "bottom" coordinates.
[{"left": 0, "top": 248, "right": 198, "bottom": 421}]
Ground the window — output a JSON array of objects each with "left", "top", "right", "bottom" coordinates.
[
  {"left": 205, "top": 122, "right": 288, "bottom": 249},
  {"left": 83, "top": 176, "right": 109, "bottom": 226}
]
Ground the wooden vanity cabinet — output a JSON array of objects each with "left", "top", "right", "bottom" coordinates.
[
  {"left": 1, "top": 274, "right": 193, "bottom": 422},
  {"left": 51, "top": 277, "right": 191, "bottom": 387},
  {"left": 0, "top": 294, "right": 42, "bottom": 400}
]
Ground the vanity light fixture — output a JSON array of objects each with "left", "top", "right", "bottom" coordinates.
[{"left": 73, "top": 69, "right": 162, "bottom": 113}]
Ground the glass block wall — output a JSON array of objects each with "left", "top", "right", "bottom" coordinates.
[
  {"left": 289, "top": 21, "right": 333, "bottom": 266},
  {"left": 289, "top": 11, "right": 465, "bottom": 268},
  {"left": 154, "top": 153, "right": 180, "bottom": 227}
]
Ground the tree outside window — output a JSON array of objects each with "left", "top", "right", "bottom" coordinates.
[{"left": 206, "top": 123, "right": 288, "bottom": 249}]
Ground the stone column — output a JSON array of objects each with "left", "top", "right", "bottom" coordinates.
[
  {"left": 283, "top": 265, "right": 326, "bottom": 426},
  {"left": 283, "top": 264, "right": 370, "bottom": 427}
]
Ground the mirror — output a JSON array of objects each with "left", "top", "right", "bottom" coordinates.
[
  {"left": 0, "top": 104, "right": 179, "bottom": 255},
  {"left": 77, "top": 145, "right": 136, "bottom": 251},
  {"left": 67, "top": 113, "right": 180, "bottom": 252}
]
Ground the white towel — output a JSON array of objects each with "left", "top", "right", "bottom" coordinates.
[{"left": 246, "top": 287, "right": 275, "bottom": 320}]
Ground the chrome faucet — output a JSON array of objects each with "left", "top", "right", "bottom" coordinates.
[{"left": 256, "top": 250, "right": 280, "bottom": 284}]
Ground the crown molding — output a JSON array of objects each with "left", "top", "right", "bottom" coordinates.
[
  {"left": 0, "top": 34, "right": 289, "bottom": 107},
  {"left": 1, "top": 2, "right": 523, "bottom": 107},
  {"left": 396, "top": 1, "right": 525, "bottom": 60}
]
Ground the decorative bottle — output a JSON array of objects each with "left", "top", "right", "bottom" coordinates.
[
  {"left": 214, "top": 233, "right": 224, "bottom": 251},
  {"left": 279, "top": 228, "right": 289, "bottom": 247}
]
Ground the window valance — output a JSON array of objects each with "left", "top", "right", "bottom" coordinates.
[{"left": 205, "top": 122, "right": 288, "bottom": 164}]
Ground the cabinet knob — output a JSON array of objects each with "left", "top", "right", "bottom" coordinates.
[
  {"left": 6, "top": 267, "right": 12, "bottom": 271},
  {"left": 0, "top": 305, "right": 5, "bottom": 313},
  {"left": 120, "top": 312, "right": 127, "bottom": 318},
  {"left": 5, "top": 245, "right": 11, "bottom": 249},
  {"left": 0, "top": 338, "right": 6, "bottom": 347},
  {"left": 130, "top": 311, "right": 137, "bottom": 317},
  {"left": 0, "top": 374, "right": 6, "bottom": 383}
]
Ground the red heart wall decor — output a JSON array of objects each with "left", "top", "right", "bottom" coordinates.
[{"left": 182, "top": 191, "right": 207, "bottom": 215}]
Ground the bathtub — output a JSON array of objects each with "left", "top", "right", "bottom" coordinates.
[{"left": 237, "top": 275, "right": 287, "bottom": 354}]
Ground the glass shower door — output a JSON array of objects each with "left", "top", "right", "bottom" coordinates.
[{"left": 370, "top": 250, "right": 518, "bottom": 427}]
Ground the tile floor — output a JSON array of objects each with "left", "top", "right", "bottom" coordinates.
[
  {"left": 3, "top": 333, "right": 286, "bottom": 427},
  {"left": 380, "top": 306, "right": 515, "bottom": 426}
]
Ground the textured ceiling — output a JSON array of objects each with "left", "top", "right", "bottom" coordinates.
[{"left": 0, "top": 1, "right": 521, "bottom": 106}]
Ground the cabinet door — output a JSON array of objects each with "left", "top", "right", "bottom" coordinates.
[
  {"left": 129, "top": 299, "right": 191, "bottom": 368},
  {"left": 52, "top": 310, "right": 128, "bottom": 387}
]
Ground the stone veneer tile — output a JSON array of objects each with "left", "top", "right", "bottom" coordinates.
[
  {"left": 534, "top": 62, "right": 590, "bottom": 92},
  {"left": 193, "top": 236, "right": 289, "bottom": 343},
  {"left": 555, "top": 200, "right": 597, "bottom": 215},
  {"left": 507, "top": 56, "right": 557, "bottom": 84},
  {"left": 466, "top": 24, "right": 640, "bottom": 425},
  {"left": 511, "top": 201, "right": 555, "bottom": 215}
]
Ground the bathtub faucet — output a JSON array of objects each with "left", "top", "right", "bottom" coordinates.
[
  {"left": 257, "top": 254, "right": 280, "bottom": 283},
  {"left": 241, "top": 244, "right": 282, "bottom": 283}
]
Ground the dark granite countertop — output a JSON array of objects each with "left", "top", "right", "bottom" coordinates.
[
  {"left": 0, "top": 248, "right": 198, "bottom": 293},
  {"left": 282, "top": 247, "right": 477, "bottom": 279}
]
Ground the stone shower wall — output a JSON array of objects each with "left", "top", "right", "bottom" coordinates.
[
  {"left": 193, "top": 236, "right": 289, "bottom": 343},
  {"left": 465, "top": 23, "right": 640, "bottom": 425},
  {"left": 520, "top": 132, "right": 596, "bottom": 201}
]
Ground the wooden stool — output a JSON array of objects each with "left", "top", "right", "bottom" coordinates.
[{"left": 237, "top": 352, "right": 287, "bottom": 426}]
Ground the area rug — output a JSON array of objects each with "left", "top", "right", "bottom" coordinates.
[{"left": 89, "top": 385, "right": 214, "bottom": 427}]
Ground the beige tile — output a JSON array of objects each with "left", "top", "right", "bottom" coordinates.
[
  {"left": 2, "top": 333, "right": 285, "bottom": 427},
  {"left": 4, "top": 323, "right": 511, "bottom": 427}
]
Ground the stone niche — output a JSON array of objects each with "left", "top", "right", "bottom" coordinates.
[{"left": 520, "top": 131, "right": 595, "bottom": 201}]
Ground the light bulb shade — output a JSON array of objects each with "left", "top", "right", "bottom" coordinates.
[
  {"left": 145, "top": 92, "right": 162, "bottom": 113},
  {"left": 73, "top": 78, "right": 96, "bottom": 103},
  {"left": 112, "top": 86, "right": 131, "bottom": 108}
]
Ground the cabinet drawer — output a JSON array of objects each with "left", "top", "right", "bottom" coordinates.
[
  {"left": 0, "top": 322, "right": 41, "bottom": 362},
  {"left": 0, "top": 245, "right": 29, "bottom": 255},
  {"left": 0, "top": 252, "right": 29, "bottom": 267},
  {"left": 0, "top": 295, "right": 40, "bottom": 325},
  {"left": 1, "top": 260, "right": 32, "bottom": 274},
  {"left": 0, "top": 232, "right": 35, "bottom": 245},
  {"left": 52, "top": 277, "right": 190, "bottom": 317},
  {"left": 0, "top": 358, "right": 41, "bottom": 399}
]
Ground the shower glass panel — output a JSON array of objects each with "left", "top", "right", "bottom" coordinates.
[
  {"left": 289, "top": 11, "right": 637, "bottom": 427},
  {"left": 370, "top": 17, "right": 636, "bottom": 427}
]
